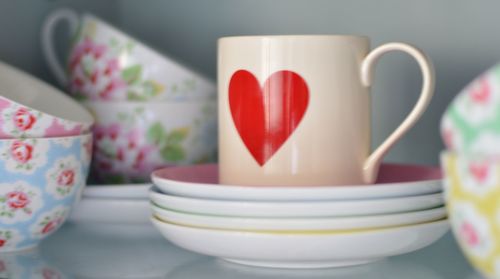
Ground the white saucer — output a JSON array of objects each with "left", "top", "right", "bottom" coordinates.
[
  {"left": 151, "top": 164, "right": 442, "bottom": 201},
  {"left": 150, "top": 186, "right": 443, "bottom": 217},
  {"left": 83, "top": 183, "right": 150, "bottom": 199},
  {"left": 151, "top": 205, "right": 446, "bottom": 231},
  {"left": 152, "top": 217, "right": 449, "bottom": 269},
  {"left": 69, "top": 198, "right": 151, "bottom": 224}
]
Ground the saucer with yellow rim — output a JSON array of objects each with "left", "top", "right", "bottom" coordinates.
[
  {"left": 151, "top": 217, "right": 449, "bottom": 269},
  {"left": 151, "top": 204, "right": 446, "bottom": 232}
]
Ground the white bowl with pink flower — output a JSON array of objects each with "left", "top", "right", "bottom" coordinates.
[
  {"left": 441, "top": 63, "right": 500, "bottom": 155},
  {"left": 441, "top": 152, "right": 500, "bottom": 278},
  {"left": 84, "top": 101, "right": 216, "bottom": 184},
  {"left": 440, "top": 62, "right": 500, "bottom": 277},
  {"left": 0, "top": 61, "right": 94, "bottom": 138},
  {"left": 42, "top": 8, "right": 215, "bottom": 102},
  {"left": 0, "top": 133, "right": 92, "bottom": 252}
]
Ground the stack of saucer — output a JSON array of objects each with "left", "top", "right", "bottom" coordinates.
[{"left": 150, "top": 163, "right": 449, "bottom": 269}]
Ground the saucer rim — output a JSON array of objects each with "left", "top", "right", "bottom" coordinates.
[
  {"left": 152, "top": 215, "right": 448, "bottom": 235},
  {"left": 152, "top": 163, "right": 442, "bottom": 201},
  {"left": 149, "top": 186, "right": 444, "bottom": 217},
  {"left": 150, "top": 205, "right": 447, "bottom": 232},
  {"left": 69, "top": 198, "right": 150, "bottom": 224},
  {"left": 151, "top": 216, "right": 449, "bottom": 268},
  {"left": 83, "top": 183, "right": 150, "bottom": 199}
]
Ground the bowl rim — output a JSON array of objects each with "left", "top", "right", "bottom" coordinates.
[
  {"left": 0, "top": 61, "right": 94, "bottom": 126},
  {"left": 80, "top": 13, "right": 213, "bottom": 85}
]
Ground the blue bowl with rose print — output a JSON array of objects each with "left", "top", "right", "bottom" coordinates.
[{"left": 0, "top": 134, "right": 91, "bottom": 252}]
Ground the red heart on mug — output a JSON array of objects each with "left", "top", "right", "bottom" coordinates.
[{"left": 229, "top": 70, "right": 309, "bottom": 166}]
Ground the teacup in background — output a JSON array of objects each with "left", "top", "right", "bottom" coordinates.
[
  {"left": 0, "top": 134, "right": 91, "bottom": 252},
  {"left": 84, "top": 101, "right": 217, "bottom": 184},
  {"left": 0, "top": 60, "right": 94, "bottom": 138},
  {"left": 218, "top": 35, "right": 435, "bottom": 186},
  {"left": 42, "top": 8, "right": 216, "bottom": 102}
]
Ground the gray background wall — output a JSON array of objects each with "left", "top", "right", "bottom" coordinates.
[{"left": 1, "top": 0, "right": 498, "bottom": 166}]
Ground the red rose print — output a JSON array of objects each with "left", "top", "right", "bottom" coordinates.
[
  {"left": 132, "top": 148, "right": 148, "bottom": 170},
  {"left": 461, "top": 222, "right": 480, "bottom": 247},
  {"left": 99, "top": 78, "right": 126, "bottom": 100},
  {"left": 443, "top": 129, "right": 454, "bottom": 149},
  {"left": 0, "top": 239, "right": 6, "bottom": 247},
  {"left": 13, "top": 107, "right": 36, "bottom": 131},
  {"left": 116, "top": 148, "right": 125, "bottom": 161},
  {"left": 42, "top": 218, "right": 63, "bottom": 234},
  {"left": 5, "top": 191, "right": 29, "bottom": 209},
  {"left": 69, "top": 38, "right": 105, "bottom": 72},
  {"left": 84, "top": 139, "right": 92, "bottom": 158},
  {"left": 90, "top": 71, "right": 98, "bottom": 84},
  {"left": 469, "top": 163, "right": 489, "bottom": 183},
  {"left": 470, "top": 79, "right": 491, "bottom": 104},
  {"left": 98, "top": 161, "right": 112, "bottom": 171},
  {"left": 57, "top": 169, "right": 75, "bottom": 186},
  {"left": 10, "top": 141, "right": 34, "bottom": 163},
  {"left": 69, "top": 38, "right": 127, "bottom": 101},
  {"left": 42, "top": 221, "right": 56, "bottom": 234}
]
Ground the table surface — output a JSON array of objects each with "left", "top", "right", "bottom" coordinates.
[{"left": 0, "top": 222, "right": 484, "bottom": 279}]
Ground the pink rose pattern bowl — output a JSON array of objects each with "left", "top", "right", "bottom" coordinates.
[
  {"left": 64, "top": 17, "right": 215, "bottom": 102},
  {"left": 0, "top": 134, "right": 91, "bottom": 252},
  {"left": 0, "top": 97, "right": 90, "bottom": 139},
  {"left": 87, "top": 102, "right": 217, "bottom": 184}
]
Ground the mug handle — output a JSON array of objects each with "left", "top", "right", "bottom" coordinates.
[
  {"left": 41, "top": 8, "right": 79, "bottom": 86},
  {"left": 360, "top": 42, "right": 435, "bottom": 183}
]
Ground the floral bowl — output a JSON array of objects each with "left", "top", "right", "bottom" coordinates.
[
  {"left": 83, "top": 101, "right": 217, "bottom": 184},
  {"left": 441, "top": 63, "right": 500, "bottom": 155},
  {"left": 441, "top": 151, "right": 500, "bottom": 278},
  {"left": 0, "top": 133, "right": 92, "bottom": 252},
  {"left": 0, "top": 60, "right": 94, "bottom": 138},
  {"left": 42, "top": 9, "right": 216, "bottom": 102}
]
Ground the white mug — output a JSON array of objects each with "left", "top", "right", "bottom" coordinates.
[{"left": 218, "top": 35, "right": 434, "bottom": 186}]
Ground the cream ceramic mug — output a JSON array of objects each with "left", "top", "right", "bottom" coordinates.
[{"left": 218, "top": 35, "right": 434, "bottom": 186}]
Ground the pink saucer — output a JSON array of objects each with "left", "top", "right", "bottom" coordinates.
[{"left": 151, "top": 163, "right": 442, "bottom": 201}]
